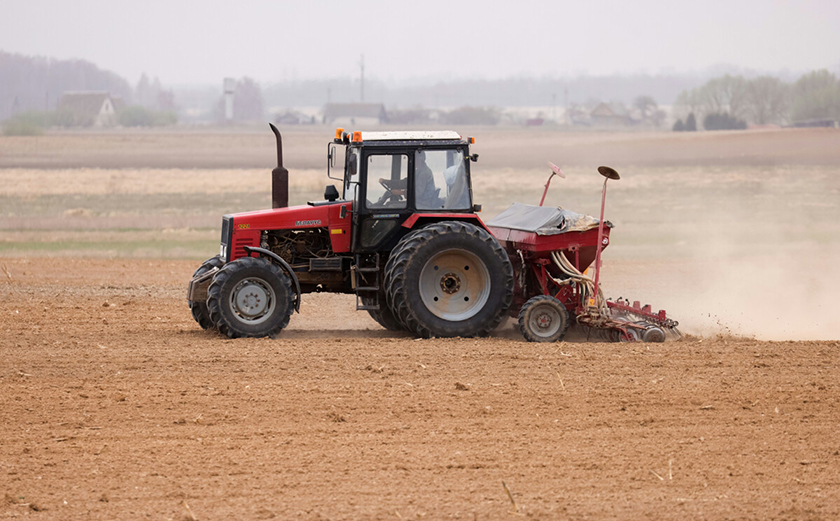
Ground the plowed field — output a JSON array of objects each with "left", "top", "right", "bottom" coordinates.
[{"left": 2, "top": 259, "right": 838, "bottom": 520}]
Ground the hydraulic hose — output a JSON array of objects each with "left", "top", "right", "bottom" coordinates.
[{"left": 550, "top": 251, "right": 609, "bottom": 318}]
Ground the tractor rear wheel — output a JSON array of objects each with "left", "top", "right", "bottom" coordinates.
[
  {"left": 189, "top": 255, "right": 224, "bottom": 330},
  {"left": 362, "top": 295, "right": 404, "bottom": 331},
  {"left": 384, "top": 221, "right": 513, "bottom": 338},
  {"left": 207, "top": 256, "right": 295, "bottom": 338},
  {"left": 518, "top": 295, "right": 570, "bottom": 343}
]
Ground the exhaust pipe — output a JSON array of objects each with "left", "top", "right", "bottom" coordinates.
[{"left": 269, "top": 123, "right": 288, "bottom": 209}]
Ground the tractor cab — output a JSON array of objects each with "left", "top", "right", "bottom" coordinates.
[{"left": 328, "top": 130, "right": 479, "bottom": 253}]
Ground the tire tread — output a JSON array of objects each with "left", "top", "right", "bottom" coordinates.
[{"left": 189, "top": 255, "right": 224, "bottom": 330}]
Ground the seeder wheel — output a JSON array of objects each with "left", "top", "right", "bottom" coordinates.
[{"left": 518, "top": 295, "right": 570, "bottom": 343}]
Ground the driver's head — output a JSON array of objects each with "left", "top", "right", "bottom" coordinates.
[{"left": 416, "top": 150, "right": 426, "bottom": 164}]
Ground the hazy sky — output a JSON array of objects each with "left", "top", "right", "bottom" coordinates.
[{"left": 2, "top": 0, "right": 839, "bottom": 85}]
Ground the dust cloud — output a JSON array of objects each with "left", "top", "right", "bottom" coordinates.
[{"left": 667, "top": 243, "right": 840, "bottom": 341}]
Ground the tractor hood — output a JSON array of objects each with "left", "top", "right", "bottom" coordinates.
[
  {"left": 221, "top": 200, "right": 352, "bottom": 261},
  {"left": 225, "top": 200, "right": 347, "bottom": 230}
]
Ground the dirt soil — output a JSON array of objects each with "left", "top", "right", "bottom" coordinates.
[{"left": 1, "top": 258, "right": 838, "bottom": 520}]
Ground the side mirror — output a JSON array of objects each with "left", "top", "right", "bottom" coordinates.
[
  {"left": 469, "top": 153, "right": 479, "bottom": 162},
  {"left": 326, "top": 143, "right": 342, "bottom": 181},
  {"left": 472, "top": 204, "right": 482, "bottom": 213},
  {"left": 348, "top": 154, "right": 357, "bottom": 177}
]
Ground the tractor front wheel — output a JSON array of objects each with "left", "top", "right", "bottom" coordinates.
[
  {"left": 207, "top": 256, "right": 295, "bottom": 338},
  {"left": 385, "top": 221, "right": 513, "bottom": 338},
  {"left": 189, "top": 255, "right": 225, "bottom": 330},
  {"left": 518, "top": 295, "right": 570, "bottom": 343}
]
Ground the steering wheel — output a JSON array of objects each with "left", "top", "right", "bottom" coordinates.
[{"left": 375, "top": 179, "right": 403, "bottom": 207}]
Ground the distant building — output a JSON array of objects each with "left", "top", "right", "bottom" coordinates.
[
  {"left": 590, "top": 102, "right": 633, "bottom": 127},
  {"left": 110, "top": 96, "right": 126, "bottom": 113},
  {"left": 323, "top": 103, "right": 387, "bottom": 126},
  {"left": 57, "top": 92, "right": 119, "bottom": 127},
  {"left": 790, "top": 118, "right": 840, "bottom": 129},
  {"left": 274, "top": 110, "right": 312, "bottom": 125}
]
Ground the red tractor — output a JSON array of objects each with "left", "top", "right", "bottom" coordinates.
[
  {"left": 188, "top": 126, "right": 678, "bottom": 342},
  {"left": 188, "top": 126, "right": 513, "bottom": 339}
]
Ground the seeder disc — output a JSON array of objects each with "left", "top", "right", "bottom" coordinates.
[{"left": 597, "top": 166, "right": 620, "bottom": 180}]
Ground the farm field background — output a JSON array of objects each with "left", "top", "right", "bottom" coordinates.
[
  {"left": 2, "top": 126, "right": 839, "bottom": 339},
  {"left": 1, "top": 127, "right": 839, "bottom": 519}
]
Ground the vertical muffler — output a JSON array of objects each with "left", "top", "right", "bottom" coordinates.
[{"left": 269, "top": 123, "right": 288, "bottom": 209}]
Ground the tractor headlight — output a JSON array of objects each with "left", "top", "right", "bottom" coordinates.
[{"left": 220, "top": 215, "right": 233, "bottom": 262}]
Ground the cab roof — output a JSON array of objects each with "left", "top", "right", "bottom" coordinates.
[{"left": 360, "top": 130, "right": 462, "bottom": 141}]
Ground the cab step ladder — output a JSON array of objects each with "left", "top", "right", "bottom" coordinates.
[{"left": 354, "top": 253, "right": 381, "bottom": 311}]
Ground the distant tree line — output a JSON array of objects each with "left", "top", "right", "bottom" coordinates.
[
  {"left": 673, "top": 70, "right": 840, "bottom": 131},
  {"left": 0, "top": 50, "right": 132, "bottom": 121},
  {"left": 262, "top": 74, "right": 704, "bottom": 110},
  {"left": 2, "top": 106, "right": 178, "bottom": 136},
  {"left": 1, "top": 52, "right": 180, "bottom": 134},
  {"left": 135, "top": 73, "right": 176, "bottom": 111}
]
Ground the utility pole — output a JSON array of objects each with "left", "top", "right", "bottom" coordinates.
[
  {"left": 564, "top": 86, "right": 569, "bottom": 125},
  {"left": 359, "top": 54, "right": 365, "bottom": 103},
  {"left": 223, "top": 78, "right": 236, "bottom": 122}
]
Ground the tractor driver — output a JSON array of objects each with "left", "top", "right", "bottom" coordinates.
[
  {"left": 442, "top": 159, "right": 469, "bottom": 209},
  {"left": 378, "top": 150, "right": 439, "bottom": 208}
]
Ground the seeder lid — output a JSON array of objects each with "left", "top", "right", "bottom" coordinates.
[{"left": 598, "top": 166, "right": 620, "bottom": 180}]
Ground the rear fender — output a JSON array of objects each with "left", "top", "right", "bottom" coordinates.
[{"left": 401, "top": 213, "right": 488, "bottom": 232}]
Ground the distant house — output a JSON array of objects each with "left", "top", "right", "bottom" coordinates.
[
  {"left": 57, "top": 92, "right": 120, "bottom": 127},
  {"left": 274, "top": 110, "right": 312, "bottom": 125},
  {"left": 323, "top": 103, "right": 387, "bottom": 126},
  {"left": 790, "top": 118, "right": 840, "bottom": 129},
  {"left": 590, "top": 103, "right": 633, "bottom": 127},
  {"left": 111, "top": 96, "right": 126, "bottom": 113}
]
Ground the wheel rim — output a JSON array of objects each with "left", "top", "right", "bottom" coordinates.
[
  {"left": 229, "top": 277, "right": 276, "bottom": 325},
  {"left": 641, "top": 326, "right": 665, "bottom": 343},
  {"left": 613, "top": 327, "right": 640, "bottom": 342},
  {"left": 418, "top": 248, "right": 491, "bottom": 321},
  {"left": 528, "top": 303, "right": 563, "bottom": 338}
]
